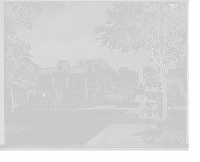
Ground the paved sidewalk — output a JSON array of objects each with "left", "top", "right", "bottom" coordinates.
[{"left": 85, "top": 109, "right": 155, "bottom": 148}]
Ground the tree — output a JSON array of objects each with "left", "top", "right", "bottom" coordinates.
[
  {"left": 144, "top": 65, "right": 160, "bottom": 99},
  {"left": 4, "top": 31, "right": 39, "bottom": 112},
  {"left": 94, "top": 1, "right": 187, "bottom": 119},
  {"left": 166, "top": 72, "right": 186, "bottom": 94},
  {"left": 4, "top": 2, "right": 42, "bottom": 111},
  {"left": 4, "top": 2, "right": 42, "bottom": 30},
  {"left": 93, "top": 69, "right": 115, "bottom": 99},
  {"left": 114, "top": 67, "right": 138, "bottom": 101}
]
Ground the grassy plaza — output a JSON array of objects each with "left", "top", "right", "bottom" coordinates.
[{"left": 5, "top": 105, "right": 125, "bottom": 145}]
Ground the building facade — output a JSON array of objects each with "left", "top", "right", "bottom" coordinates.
[{"left": 23, "top": 59, "right": 111, "bottom": 101}]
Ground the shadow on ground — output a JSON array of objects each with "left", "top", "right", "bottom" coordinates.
[
  {"left": 85, "top": 112, "right": 124, "bottom": 124},
  {"left": 163, "top": 128, "right": 188, "bottom": 144},
  {"left": 4, "top": 124, "right": 37, "bottom": 134}
]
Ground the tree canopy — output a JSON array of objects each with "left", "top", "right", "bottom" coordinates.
[
  {"left": 4, "top": 2, "right": 42, "bottom": 90},
  {"left": 95, "top": 1, "right": 187, "bottom": 69},
  {"left": 93, "top": 67, "right": 137, "bottom": 100},
  {"left": 4, "top": 31, "right": 39, "bottom": 89},
  {"left": 4, "top": 2, "right": 42, "bottom": 30}
]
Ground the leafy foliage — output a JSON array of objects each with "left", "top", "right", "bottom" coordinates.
[
  {"left": 5, "top": 31, "right": 39, "bottom": 89},
  {"left": 95, "top": 1, "right": 187, "bottom": 68},
  {"left": 4, "top": 2, "right": 42, "bottom": 30},
  {"left": 94, "top": 67, "right": 137, "bottom": 100},
  {"left": 166, "top": 72, "right": 186, "bottom": 94},
  {"left": 93, "top": 69, "right": 116, "bottom": 98},
  {"left": 95, "top": 2, "right": 187, "bottom": 118},
  {"left": 144, "top": 65, "right": 160, "bottom": 87},
  {"left": 4, "top": 2, "right": 42, "bottom": 91},
  {"left": 115, "top": 67, "right": 138, "bottom": 100}
]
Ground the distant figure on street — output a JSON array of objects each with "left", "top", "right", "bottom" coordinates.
[
  {"left": 54, "top": 95, "right": 58, "bottom": 110},
  {"left": 91, "top": 95, "right": 95, "bottom": 107},
  {"left": 137, "top": 94, "right": 146, "bottom": 118}
]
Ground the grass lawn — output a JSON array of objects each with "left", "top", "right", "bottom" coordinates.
[
  {"left": 156, "top": 110, "right": 187, "bottom": 144},
  {"left": 4, "top": 109, "right": 127, "bottom": 148}
]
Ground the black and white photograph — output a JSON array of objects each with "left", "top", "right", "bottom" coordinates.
[{"left": 1, "top": 0, "right": 188, "bottom": 150}]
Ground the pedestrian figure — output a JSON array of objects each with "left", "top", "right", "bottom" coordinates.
[
  {"left": 91, "top": 95, "right": 95, "bottom": 108},
  {"left": 137, "top": 94, "right": 146, "bottom": 118},
  {"left": 54, "top": 95, "right": 58, "bottom": 110},
  {"left": 146, "top": 99, "right": 158, "bottom": 118},
  {"left": 76, "top": 97, "right": 79, "bottom": 111}
]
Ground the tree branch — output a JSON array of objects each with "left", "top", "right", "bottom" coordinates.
[{"left": 150, "top": 39, "right": 160, "bottom": 66}]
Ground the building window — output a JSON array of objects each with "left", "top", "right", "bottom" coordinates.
[
  {"left": 79, "top": 79, "right": 83, "bottom": 86},
  {"left": 63, "top": 80, "right": 65, "bottom": 86},
  {"left": 46, "top": 91, "right": 49, "bottom": 98},
  {"left": 79, "top": 90, "right": 83, "bottom": 99},
  {"left": 58, "top": 66, "right": 63, "bottom": 72},
  {"left": 30, "top": 91, "right": 34, "bottom": 96},
  {"left": 88, "top": 79, "right": 92, "bottom": 86},
  {"left": 71, "top": 91, "right": 76, "bottom": 101},
  {"left": 39, "top": 91, "right": 42, "bottom": 98},
  {"left": 46, "top": 80, "right": 49, "bottom": 86},
  {"left": 72, "top": 79, "right": 75, "bottom": 86},
  {"left": 88, "top": 90, "right": 93, "bottom": 98}
]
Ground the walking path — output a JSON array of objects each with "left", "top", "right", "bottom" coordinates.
[
  {"left": 85, "top": 109, "right": 155, "bottom": 148},
  {"left": 6, "top": 106, "right": 186, "bottom": 148},
  {"left": 85, "top": 108, "right": 186, "bottom": 148}
]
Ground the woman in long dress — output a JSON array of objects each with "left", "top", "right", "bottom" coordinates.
[{"left": 137, "top": 94, "right": 146, "bottom": 117}]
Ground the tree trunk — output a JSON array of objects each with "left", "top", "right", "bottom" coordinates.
[
  {"left": 139, "top": 67, "right": 144, "bottom": 85},
  {"left": 160, "top": 62, "right": 168, "bottom": 119},
  {"left": 10, "top": 88, "right": 15, "bottom": 112}
]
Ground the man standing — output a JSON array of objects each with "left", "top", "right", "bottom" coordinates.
[{"left": 54, "top": 95, "right": 58, "bottom": 110}]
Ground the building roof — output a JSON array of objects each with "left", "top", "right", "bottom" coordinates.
[
  {"left": 38, "top": 67, "right": 53, "bottom": 75},
  {"left": 38, "top": 59, "right": 112, "bottom": 75},
  {"left": 75, "top": 59, "right": 112, "bottom": 70},
  {"left": 53, "top": 60, "right": 70, "bottom": 73},
  {"left": 70, "top": 67, "right": 87, "bottom": 74}
]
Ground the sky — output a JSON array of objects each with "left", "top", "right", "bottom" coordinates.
[{"left": 5, "top": 1, "right": 153, "bottom": 71}]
